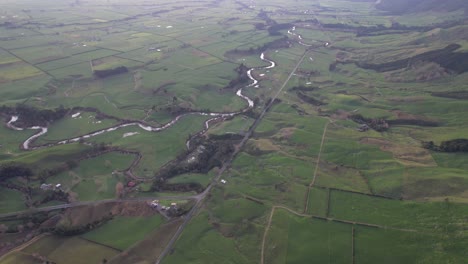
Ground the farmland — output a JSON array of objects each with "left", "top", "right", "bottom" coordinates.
[{"left": 1, "top": 0, "right": 468, "bottom": 263}]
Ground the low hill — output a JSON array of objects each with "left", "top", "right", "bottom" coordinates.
[{"left": 376, "top": 0, "right": 468, "bottom": 14}]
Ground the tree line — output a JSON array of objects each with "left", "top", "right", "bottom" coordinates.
[
  {"left": 423, "top": 139, "right": 468, "bottom": 152},
  {"left": 0, "top": 104, "right": 68, "bottom": 127}
]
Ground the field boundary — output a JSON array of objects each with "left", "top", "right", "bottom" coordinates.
[
  {"left": 352, "top": 226, "right": 356, "bottom": 264},
  {"left": 260, "top": 205, "right": 418, "bottom": 264},
  {"left": 79, "top": 236, "right": 123, "bottom": 252},
  {"left": 303, "top": 121, "right": 329, "bottom": 213},
  {"left": 0, "top": 233, "right": 49, "bottom": 262}
]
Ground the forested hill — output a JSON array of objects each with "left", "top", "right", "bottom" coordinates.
[{"left": 376, "top": 0, "right": 468, "bottom": 14}]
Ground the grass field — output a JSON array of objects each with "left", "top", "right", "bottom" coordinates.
[
  {"left": 47, "top": 152, "right": 135, "bottom": 201},
  {"left": 35, "top": 112, "right": 120, "bottom": 144},
  {"left": 0, "top": 187, "right": 27, "bottom": 214},
  {"left": 1, "top": 0, "right": 468, "bottom": 263},
  {"left": 306, "top": 187, "right": 329, "bottom": 216},
  {"left": 328, "top": 190, "right": 468, "bottom": 230},
  {"left": 265, "top": 208, "right": 352, "bottom": 264},
  {"left": 82, "top": 214, "right": 165, "bottom": 250},
  {"left": 355, "top": 226, "right": 468, "bottom": 263},
  {"left": 21, "top": 235, "right": 119, "bottom": 264},
  {"left": 163, "top": 211, "right": 261, "bottom": 264},
  {"left": 167, "top": 171, "right": 215, "bottom": 187}
]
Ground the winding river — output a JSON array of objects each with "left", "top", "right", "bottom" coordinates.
[
  {"left": 288, "top": 26, "right": 314, "bottom": 47},
  {"left": 6, "top": 53, "right": 276, "bottom": 150}
]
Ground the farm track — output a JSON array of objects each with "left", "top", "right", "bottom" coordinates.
[
  {"left": 0, "top": 233, "right": 49, "bottom": 262},
  {"left": 303, "top": 121, "right": 329, "bottom": 213}
]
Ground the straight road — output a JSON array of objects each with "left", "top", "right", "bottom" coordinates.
[{"left": 155, "top": 50, "right": 309, "bottom": 264}]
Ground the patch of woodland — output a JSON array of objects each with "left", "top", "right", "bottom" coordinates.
[
  {"left": 289, "top": 86, "right": 319, "bottom": 92},
  {"left": 93, "top": 66, "right": 128, "bottom": 78},
  {"left": 296, "top": 92, "right": 326, "bottom": 106},
  {"left": 264, "top": 98, "right": 283, "bottom": 111},
  {"left": 350, "top": 114, "right": 389, "bottom": 132},
  {"left": 224, "top": 63, "right": 250, "bottom": 89},
  {"left": 0, "top": 104, "right": 68, "bottom": 127},
  {"left": 431, "top": 91, "right": 468, "bottom": 100},
  {"left": 225, "top": 36, "right": 290, "bottom": 57},
  {"left": 423, "top": 139, "right": 468, "bottom": 152},
  {"left": 53, "top": 216, "right": 113, "bottom": 236},
  {"left": 151, "top": 136, "right": 240, "bottom": 192}
]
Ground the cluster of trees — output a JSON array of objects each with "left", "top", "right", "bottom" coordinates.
[
  {"left": 423, "top": 139, "right": 468, "bottom": 152},
  {"left": 387, "top": 119, "right": 439, "bottom": 127},
  {"left": 151, "top": 182, "right": 204, "bottom": 194},
  {"left": 226, "top": 36, "right": 290, "bottom": 56},
  {"left": 431, "top": 91, "right": 468, "bottom": 100},
  {"left": 257, "top": 10, "right": 276, "bottom": 27},
  {"left": 93, "top": 66, "right": 128, "bottom": 78},
  {"left": 32, "top": 190, "right": 69, "bottom": 207},
  {"left": 164, "top": 105, "right": 193, "bottom": 116},
  {"left": 225, "top": 64, "right": 250, "bottom": 89},
  {"left": 0, "top": 164, "right": 33, "bottom": 183},
  {"left": 268, "top": 23, "right": 294, "bottom": 36},
  {"left": 151, "top": 136, "right": 238, "bottom": 192},
  {"left": 350, "top": 114, "right": 389, "bottom": 132},
  {"left": 0, "top": 104, "right": 68, "bottom": 127},
  {"left": 54, "top": 216, "right": 112, "bottom": 236},
  {"left": 256, "top": 10, "right": 293, "bottom": 36},
  {"left": 296, "top": 92, "right": 326, "bottom": 106},
  {"left": 289, "top": 86, "right": 318, "bottom": 92},
  {"left": 166, "top": 200, "right": 196, "bottom": 217},
  {"left": 38, "top": 160, "right": 78, "bottom": 182}
]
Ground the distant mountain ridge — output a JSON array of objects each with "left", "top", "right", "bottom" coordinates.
[{"left": 376, "top": 0, "right": 468, "bottom": 14}]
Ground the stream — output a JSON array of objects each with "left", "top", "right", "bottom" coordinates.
[{"left": 6, "top": 53, "right": 276, "bottom": 151}]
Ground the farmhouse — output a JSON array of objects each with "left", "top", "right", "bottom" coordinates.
[
  {"left": 150, "top": 200, "right": 159, "bottom": 208},
  {"left": 40, "top": 183, "right": 53, "bottom": 190}
]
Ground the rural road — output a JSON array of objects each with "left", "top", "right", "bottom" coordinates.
[
  {"left": 2, "top": 49, "right": 306, "bottom": 263},
  {"left": 0, "top": 195, "right": 201, "bottom": 219},
  {"left": 155, "top": 50, "right": 309, "bottom": 264}
]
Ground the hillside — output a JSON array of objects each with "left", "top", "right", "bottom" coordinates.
[{"left": 376, "top": 0, "right": 468, "bottom": 14}]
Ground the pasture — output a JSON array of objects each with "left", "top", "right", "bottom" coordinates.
[
  {"left": 20, "top": 235, "right": 119, "bottom": 264},
  {"left": 0, "top": 0, "right": 467, "bottom": 263},
  {"left": 82, "top": 214, "right": 165, "bottom": 250}
]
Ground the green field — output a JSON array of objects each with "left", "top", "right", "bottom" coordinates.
[
  {"left": 0, "top": 187, "right": 27, "bottom": 214},
  {"left": 163, "top": 211, "right": 262, "bottom": 264},
  {"left": 82, "top": 215, "right": 165, "bottom": 250},
  {"left": 20, "top": 235, "right": 119, "bottom": 264},
  {"left": 47, "top": 152, "right": 135, "bottom": 201},
  {"left": 1, "top": 0, "right": 468, "bottom": 263},
  {"left": 355, "top": 226, "right": 468, "bottom": 263},
  {"left": 265, "top": 209, "right": 352, "bottom": 264},
  {"left": 328, "top": 190, "right": 468, "bottom": 230}
]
